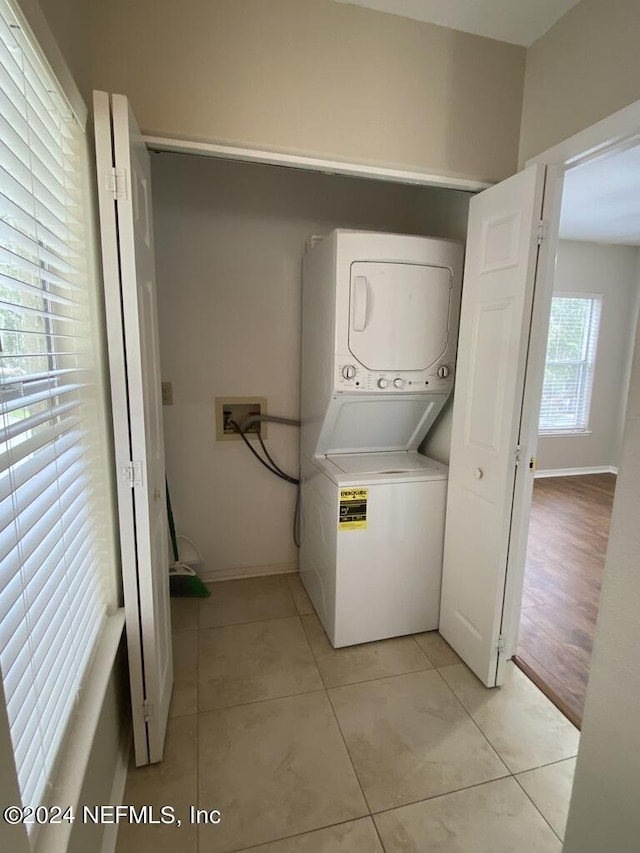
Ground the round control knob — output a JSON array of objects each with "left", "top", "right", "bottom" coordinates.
[
  {"left": 377, "top": 377, "right": 388, "bottom": 389},
  {"left": 342, "top": 364, "right": 356, "bottom": 380},
  {"left": 437, "top": 364, "right": 450, "bottom": 379},
  {"left": 393, "top": 377, "right": 404, "bottom": 389}
]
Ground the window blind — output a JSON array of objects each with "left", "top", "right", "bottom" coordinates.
[
  {"left": 539, "top": 295, "right": 602, "bottom": 433},
  {"left": 0, "top": 0, "right": 108, "bottom": 816}
]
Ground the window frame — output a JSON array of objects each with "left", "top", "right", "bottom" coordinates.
[
  {"left": 538, "top": 291, "right": 602, "bottom": 436},
  {"left": 0, "top": 1, "right": 121, "bottom": 848}
]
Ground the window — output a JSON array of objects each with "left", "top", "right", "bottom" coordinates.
[
  {"left": 0, "top": 0, "right": 112, "bottom": 819},
  {"left": 539, "top": 294, "right": 602, "bottom": 433}
]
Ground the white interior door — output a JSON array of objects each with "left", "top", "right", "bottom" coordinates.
[
  {"left": 440, "top": 164, "right": 546, "bottom": 688},
  {"left": 94, "top": 91, "right": 172, "bottom": 765},
  {"left": 348, "top": 262, "right": 451, "bottom": 370}
]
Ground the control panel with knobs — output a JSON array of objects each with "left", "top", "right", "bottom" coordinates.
[
  {"left": 342, "top": 364, "right": 357, "bottom": 380},
  {"left": 336, "top": 361, "right": 455, "bottom": 391}
]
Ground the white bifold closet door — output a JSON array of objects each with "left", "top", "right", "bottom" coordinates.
[
  {"left": 93, "top": 91, "right": 172, "bottom": 765},
  {"left": 440, "top": 164, "right": 546, "bottom": 689}
]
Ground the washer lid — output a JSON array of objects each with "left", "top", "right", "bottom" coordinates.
[
  {"left": 315, "top": 392, "right": 448, "bottom": 455},
  {"left": 326, "top": 451, "right": 443, "bottom": 476}
]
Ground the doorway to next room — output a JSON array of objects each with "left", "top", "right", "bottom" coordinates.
[{"left": 515, "top": 145, "right": 640, "bottom": 726}]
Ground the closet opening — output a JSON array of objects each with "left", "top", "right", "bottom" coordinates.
[{"left": 148, "top": 150, "right": 474, "bottom": 586}]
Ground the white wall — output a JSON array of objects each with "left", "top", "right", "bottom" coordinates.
[
  {"left": 92, "top": 0, "right": 525, "bottom": 184},
  {"left": 152, "top": 153, "right": 470, "bottom": 579},
  {"left": 536, "top": 241, "right": 640, "bottom": 473},
  {"left": 519, "top": 0, "right": 640, "bottom": 164},
  {"left": 563, "top": 296, "right": 640, "bottom": 853},
  {"left": 37, "top": 0, "right": 92, "bottom": 101},
  {"left": 521, "top": 7, "right": 640, "bottom": 846}
]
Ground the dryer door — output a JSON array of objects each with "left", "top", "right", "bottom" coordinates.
[{"left": 348, "top": 262, "right": 452, "bottom": 371}]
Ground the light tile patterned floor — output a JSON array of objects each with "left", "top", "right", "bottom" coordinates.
[{"left": 116, "top": 574, "right": 578, "bottom": 852}]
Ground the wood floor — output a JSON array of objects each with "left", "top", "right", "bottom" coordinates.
[{"left": 515, "top": 473, "right": 616, "bottom": 728}]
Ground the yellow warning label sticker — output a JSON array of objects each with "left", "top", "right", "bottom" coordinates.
[{"left": 338, "top": 488, "right": 368, "bottom": 530}]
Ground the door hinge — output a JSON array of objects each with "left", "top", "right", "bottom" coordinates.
[
  {"left": 497, "top": 634, "right": 506, "bottom": 653},
  {"left": 106, "top": 167, "right": 128, "bottom": 200},
  {"left": 123, "top": 460, "right": 143, "bottom": 487},
  {"left": 142, "top": 700, "right": 154, "bottom": 722},
  {"left": 537, "top": 220, "right": 548, "bottom": 245},
  {"left": 514, "top": 444, "right": 522, "bottom": 466}
]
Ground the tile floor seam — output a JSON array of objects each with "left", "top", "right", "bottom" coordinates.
[
  {"left": 168, "top": 709, "right": 199, "bottom": 720},
  {"left": 299, "top": 624, "right": 435, "bottom": 691},
  {"left": 318, "top": 662, "right": 433, "bottom": 691},
  {"left": 198, "top": 686, "right": 328, "bottom": 715},
  {"left": 298, "top": 615, "right": 330, "bottom": 691},
  {"left": 368, "top": 772, "right": 516, "bottom": 818},
  {"left": 296, "top": 612, "right": 383, "bottom": 836},
  {"left": 198, "top": 613, "right": 302, "bottom": 631},
  {"left": 514, "top": 754, "right": 580, "bottom": 774},
  {"left": 296, "top": 614, "right": 378, "bottom": 820},
  {"left": 435, "top": 661, "right": 464, "bottom": 671},
  {"left": 409, "top": 634, "right": 437, "bottom": 667},
  {"left": 512, "top": 770, "right": 563, "bottom": 843},
  {"left": 430, "top": 667, "right": 515, "bottom": 776},
  {"left": 323, "top": 686, "right": 374, "bottom": 817},
  {"left": 198, "top": 612, "right": 302, "bottom": 631},
  {"left": 319, "top": 663, "right": 448, "bottom": 692},
  {"left": 371, "top": 811, "right": 390, "bottom": 852},
  {"left": 284, "top": 582, "right": 297, "bottom": 615},
  {"left": 221, "top": 815, "right": 381, "bottom": 853},
  {"left": 287, "top": 575, "right": 312, "bottom": 618},
  {"left": 438, "top": 664, "right": 580, "bottom": 776}
]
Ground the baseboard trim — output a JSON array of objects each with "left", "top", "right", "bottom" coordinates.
[
  {"left": 535, "top": 465, "right": 618, "bottom": 478},
  {"left": 201, "top": 562, "right": 298, "bottom": 583},
  {"left": 101, "top": 729, "right": 131, "bottom": 853}
]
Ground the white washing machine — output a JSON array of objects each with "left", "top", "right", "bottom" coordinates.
[
  {"left": 300, "top": 230, "right": 463, "bottom": 647},
  {"left": 303, "top": 451, "right": 447, "bottom": 647}
]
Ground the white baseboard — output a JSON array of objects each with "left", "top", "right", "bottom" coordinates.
[
  {"left": 201, "top": 561, "right": 298, "bottom": 583},
  {"left": 535, "top": 465, "right": 618, "bottom": 478},
  {"left": 101, "top": 730, "right": 131, "bottom": 853}
]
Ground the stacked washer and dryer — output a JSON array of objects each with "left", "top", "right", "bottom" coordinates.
[{"left": 300, "top": 230, "right": 463, "bottom": 648}]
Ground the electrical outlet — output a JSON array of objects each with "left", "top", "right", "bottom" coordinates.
[{"left": 161, "top": 382, "right": 173, "bottom": 405}]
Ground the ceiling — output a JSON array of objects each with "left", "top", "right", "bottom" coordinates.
[
  {"left": 560, "top": 146, "right": 640, "bottom": 246},
  {"left": 334, "top": 0, "right": 582, "bottom": 46}
]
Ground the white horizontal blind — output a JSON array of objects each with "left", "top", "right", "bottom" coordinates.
[
  {"left": 539, "top": 295, "right": 602, "bottom": 433},
  {"left": 0, "top": 0, "right": 108, "bottom": 816}
]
